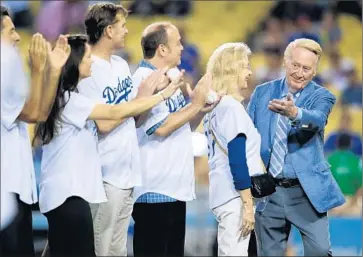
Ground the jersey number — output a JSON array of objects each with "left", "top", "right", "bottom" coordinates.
[{"left": 205, "top": 130, "right": 216, "bottom": 158}]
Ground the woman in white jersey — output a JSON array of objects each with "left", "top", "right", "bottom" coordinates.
[
  {"left": 203, "top": 42, "right": 263, "bottom": 256},
  {"left": 34, "top": 34, "right": 181, "bottom": 255}
]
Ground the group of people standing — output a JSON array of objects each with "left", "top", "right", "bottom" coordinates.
[{"left": 1, "top": 2, "right": 345, "bottom": 257}]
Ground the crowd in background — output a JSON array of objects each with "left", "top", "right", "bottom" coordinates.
[
  {"left": 247, "top": 0, "right": 362, "bottom": 105},
  {"left": 1, "top": 0, "right": 362, "bottom": 255}
]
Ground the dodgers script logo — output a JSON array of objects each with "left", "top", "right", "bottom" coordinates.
[
  {"left": 165, "top": 91, "right": 186, "bottom": 113},
  {"left": 102, "top": 76, "right": 133, "bottom": 104}
]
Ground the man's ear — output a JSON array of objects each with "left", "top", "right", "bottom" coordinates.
[
  {"left": 104, "top": 25, "right": 113, "bottom": 39},
  {"left": 282, "top": 58, "right": 287, "bottom": 68},
  {"left": 313, "top": 65, "right": 318, "bottom": 77},
  {"left": 158, "top": 44, "right": 167, "bottom": 58}
]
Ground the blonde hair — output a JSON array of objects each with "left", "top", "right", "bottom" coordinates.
[
  {"left": 284, "top": 38, "right": 323, "bottom": 61},
  {"left": 206, "top": 42, "right": 251, "bottom": 93}
]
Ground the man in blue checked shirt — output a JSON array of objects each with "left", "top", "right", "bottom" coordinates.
[
  {"left": 247, "top": 38, "right": 345, "bottom": 256},
  {"left": 131, "top": 22, "right": 220, "bottom": 257}
]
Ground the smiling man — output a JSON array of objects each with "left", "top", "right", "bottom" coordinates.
[
  {"left": 0, "top": 6, "right": 20, "bottom": 46},
  {"left": 247, "top": 38, "right": 345, "bottom": 256},
  {"left": 78, "top": 3, "right": 170, "bottom": 256}
]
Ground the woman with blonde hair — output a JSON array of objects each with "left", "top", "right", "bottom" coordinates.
[{"left": 203, "top": 42, "right": 265, "bottom": 256}]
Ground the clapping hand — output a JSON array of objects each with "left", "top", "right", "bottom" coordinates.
[
  {"left": 186, "top": 73, "right": 222, "bottom": 112},
  {"left": 138, "top": 68, "right": 171, "bottom": 97},
  {"left": 187, "top": 73, "right": 211, "bottom": 107},
  {"left": 47, "top": 35, "right": 71, "bottom": 71},
  {"left": 29, "top": 33, "right": 48, "bottom": 72}
]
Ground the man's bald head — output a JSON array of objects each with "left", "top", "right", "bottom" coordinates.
[
  {"left": 142, "top": 22, "right": 174, "bottom": 36},
  {"left": 141, "top": 22, "right": 176, "bottom": 59}
]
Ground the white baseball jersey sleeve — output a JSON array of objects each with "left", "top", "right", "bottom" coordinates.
[{"left": 61, "top": 92, "right": 98, "bottom": 129}]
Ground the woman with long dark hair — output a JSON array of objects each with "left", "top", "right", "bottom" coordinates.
[{"left": 35, "top": 34, "right": 180, "bottom": 255}]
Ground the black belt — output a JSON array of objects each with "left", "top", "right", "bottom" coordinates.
[{"left": 273, "top": 178, "right": 300, "bottom": 188}]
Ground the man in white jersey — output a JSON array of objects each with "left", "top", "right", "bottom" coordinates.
[
  {"left": 78, "top": 3, "right": 169, "bottom": 256},
  {"left": 132, "top": 22, "right": 219, "bottom": 257},
  {"left": 0, "top": 6, "right": 71, "bottom": 255}
]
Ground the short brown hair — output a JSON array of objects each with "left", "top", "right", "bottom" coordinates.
[
  {"left": 1, "top": 5, "right": 10, "bottom": 30},
  {"left": 141, "top": 22, "right": 174, "bottom": 59},
  {"left": 85, "top": 2, "right": 128, "bottom": 45}
]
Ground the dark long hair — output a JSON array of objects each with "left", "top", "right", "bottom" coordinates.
[
  {"left": 34, "top": 34, "right": 88, "bottom": 145},
  {"left": 1, "top": 5, "right": 9, "bottom": 30}
]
